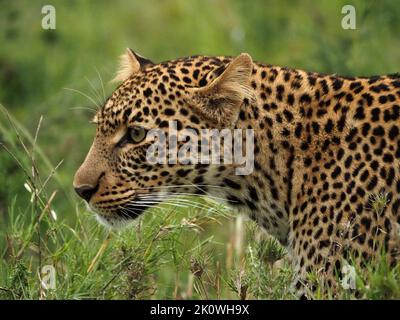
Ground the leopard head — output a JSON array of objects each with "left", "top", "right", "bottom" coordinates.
[{"left": 73, "top": 49, "right": 255, "bottom": 228}]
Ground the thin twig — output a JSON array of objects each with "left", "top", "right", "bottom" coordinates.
[{"left": 87, "top": 231, "right": 112, "bottom": 273}]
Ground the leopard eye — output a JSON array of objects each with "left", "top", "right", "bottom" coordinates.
[{"left": 128, "top": 126, "right": 147, "bottom": 143}]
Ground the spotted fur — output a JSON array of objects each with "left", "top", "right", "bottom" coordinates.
[{"left": 74, "top": 49, "right": 400, "bottom": 296}]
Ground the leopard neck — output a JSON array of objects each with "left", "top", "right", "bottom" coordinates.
[{"left": 232, "top": 64, "right": 353, "bottom": 245}]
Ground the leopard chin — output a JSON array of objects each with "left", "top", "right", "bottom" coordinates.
[
  {"left": 95, "top": 213, "right": 135, "bottom": 230},
  {"left": 87, "top": 200, "right": 156, "bottom": 229}
]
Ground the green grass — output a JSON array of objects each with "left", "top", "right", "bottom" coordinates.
[{"left": 1, "top": 0, "right": 400, "bottom": 300}]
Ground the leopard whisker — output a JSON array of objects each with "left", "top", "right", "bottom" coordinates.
[
  {"left": 63, "top": 87, "right": 101, "bottom": 109},
  {"left": 136, "top": 191, "right": 227, "bottom": 201},
  {"left": 132, "top": 199, "right": 211, "bottom": 211},
  {"left": 126, "top": 201, "right": 188, "bottom": 210},
  {"left": 69, "top": 106, "right": 98, "bottom": 114},
  {"left": 94, "top": 66, "right": 107, "bottom": 103},
  {"left": 133, "top": 196, "right": 220, "bottom": 211},
  {"left": 85, "top": 76, "right": 104, "bottom": 107},
  {"left": 135, "top": 184, "right": 230, "bottom": 191},
  {"left": 136, "top": 191, "right": 231, "bottom": 203},
  {"left": 118, "top": 205, "right": 141, "bottom": 218}
]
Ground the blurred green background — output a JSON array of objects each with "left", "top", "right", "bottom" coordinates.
[{"left": 0, "top": 0, "right": 399, "bottom": 299}]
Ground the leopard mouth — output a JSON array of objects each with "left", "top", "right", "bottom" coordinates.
[
  {"left": 86, "top": 201, "right": 149, "bottom": 229},
  {"left": 115, "top": 197, "right": 162, "bottom": 220},
  {"left": 115, "top": 204, "right": 147, "bottom": 219},
  {"left": 92, "top": 205, "right": 150, "bottom": 229},
  {"left": 91, "top": 191, "right": 169, "bottom": 228}
]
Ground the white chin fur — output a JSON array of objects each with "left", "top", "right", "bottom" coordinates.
[
  {"left": 86, "top": 203, "right": 134, "bottom": 230},
  {"left": 95, "top": 214, "right": 134, "bottom": 230}
]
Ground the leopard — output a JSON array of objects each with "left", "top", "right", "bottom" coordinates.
[{"left": 73, "top": 49, "right": 400, "bottom": 297}]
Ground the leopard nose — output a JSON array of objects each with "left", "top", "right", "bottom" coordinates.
[{"left": 74, "top": 184, "right": 97, "bottom": 202}]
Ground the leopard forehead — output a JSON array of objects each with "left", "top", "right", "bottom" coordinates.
[{"left": 94, "top": 55, "right": 233, "bottom": 134}]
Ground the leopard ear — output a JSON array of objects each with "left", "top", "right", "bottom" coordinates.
[
  {"left": 189, "top": 53, "right": 255, "bottom": 127},
  {"left": 112, "top": 48, "right": 154, "bottom": 83}
]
